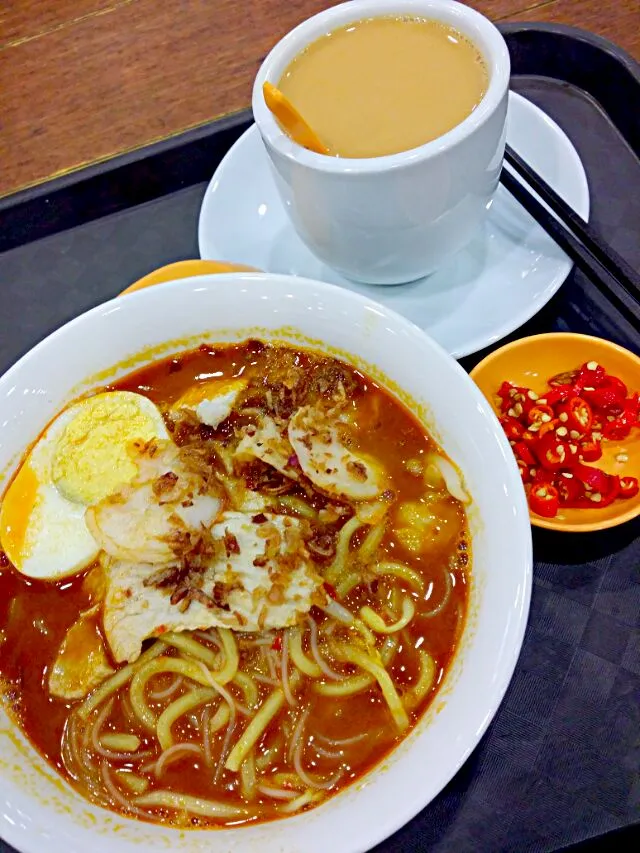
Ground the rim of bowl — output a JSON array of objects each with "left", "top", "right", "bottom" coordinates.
[
  {"left": 470, "top": 331, "right": 640, "bottom": 533},
  {"left": 252, "top": 0, "right": 510, "bottom": 173},
  {"left": 0, "top": 272, "right": 533, "bottom": 853}
]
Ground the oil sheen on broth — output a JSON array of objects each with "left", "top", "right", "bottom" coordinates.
[
  {"left": 0, "top": 342, "right": 470, "bottom": 828},
  {"left": 278, "top": 16, "right": 488, "bottom": 158}
]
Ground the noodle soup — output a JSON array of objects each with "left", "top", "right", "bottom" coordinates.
[{"left": 0, "top": 341, "right": 470, "bottom": 827}]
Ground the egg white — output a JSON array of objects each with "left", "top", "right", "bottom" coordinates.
[{"left": 173, "top": 378, "right": 247, "bottom": 428}]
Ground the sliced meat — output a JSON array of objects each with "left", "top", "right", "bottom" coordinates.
[
  {"left": 234, "top": 416, "right": 298, "bottom": 480},
  {"left": 288, "top": 405, "right": 387, "bottom": 501},
  {"left": 102, "top": 512, "right": 325, "bottom": 663}
]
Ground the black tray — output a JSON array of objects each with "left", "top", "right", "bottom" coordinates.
[{"left": 1, "top": 23, "right": 639, "bottom": 853}]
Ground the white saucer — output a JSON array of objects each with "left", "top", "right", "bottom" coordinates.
[{"left": 198, "top": 92, "right": 589, "bottom": 358}]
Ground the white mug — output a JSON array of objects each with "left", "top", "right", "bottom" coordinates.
[{"left": 252, "top": 0, "right": 510, "bottom": 285}]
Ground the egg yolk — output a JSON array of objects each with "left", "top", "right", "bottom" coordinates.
[
  {"left": 52, "top": 395, "right": 165, "bottom": 505},
  {"left": 0, "top": 462, "right": 39, "bottom": 567}
]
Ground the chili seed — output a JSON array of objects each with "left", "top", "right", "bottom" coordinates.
[
  {"left": 591, "top": 493, "right": 602, "bottom": 503},
  {"left": 509, "top": 440, "right": 515, "bottom": 446},
  {"left": 538, "top": 398, "right": 547, "bottom": 405},
  {"left": 584, "top": 386, "right": 595, "bottom": 392},
  {"left": 562, "top": 472, "right": 574, "bottom": 479},
  {"left": 527, "top": 390, "right": 539, "bottom": 401},
  {"left": 541, "top": 413, "right": 552, "bottom": 423},
  {"left": 507, "top": 408, "right": 516, "bottom": 418},
  {"left": 592, "top": 431, "right": 602, "bottom": 441},
  {"left": 530, "top": 468, "right": 537, "bottom": 477},
  {"left": 535, "top": 487, "right": 547, "bottom": 498},
  {"left": 515, "top": 393, "right": 525, "bottom": 402},
  {"left": 569, "top": 430, "right": 581, "bottom": 439},
  {"left": 529, "top": 423, "right": 541, "bottom": 432},
  {"left": 569, "top": 444, "right": 578, "bottom": 453},
  {"left": 556, "top": 426, "right": 568, "bottom": 437},
  {"left": 616, "top": 453, "right": 629, "bottom": 463},
  {"left": 513, "top": 403, "right": 523, "bottom": 416},
  {"left": 559, "top": 413, "right": 569, "bottom": 423},
  {"left": 509, "top": 388, "right": 517, "bottom": 397},
  {"left": 587, "top": 361, "right": 599, "bottom": 371}
]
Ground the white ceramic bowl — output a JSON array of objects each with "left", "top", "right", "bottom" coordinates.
[{"left": 0, "top": 273, "right": 532, "bottom": 853}]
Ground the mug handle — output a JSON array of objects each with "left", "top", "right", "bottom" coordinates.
[{"left": 118, "top": 259, "right": 259, "bottom": 296}]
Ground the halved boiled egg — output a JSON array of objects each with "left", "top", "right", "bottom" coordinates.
[
  {"left": 0, "top": 391, "right": 169, "bottom": 580},
  {"left": 172, "top": 378, "right": 247, "bottom": 428}
]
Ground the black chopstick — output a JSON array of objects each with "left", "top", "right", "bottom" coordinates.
[
  {"left": 504, "top": 143, "right": 640, "bottom": 291},
  {"left": 500, "top": 143, "right": 640, "bottom": 331}
]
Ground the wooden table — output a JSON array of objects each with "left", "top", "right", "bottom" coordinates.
[{"left": 1, "top": 0, "right": 639, "bottom": 199}]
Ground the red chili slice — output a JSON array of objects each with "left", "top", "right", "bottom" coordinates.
[
  {"left": 620, "top": 477, "right": 639, "bottom": 499},
  {"left": 554, "top": 474, "right": 586, "bottom": 507},
  {"left": 582, "top": 385, "right": 625, "bottom": 414},
  {"left": 517, "top": 459, "right": 532, "bottom": 484},
  {"left": 543, "top": 385, "right": 574, "bottom": 407},
  {"left": 271, "top": 635, "right": 282, "bottom": 652},
  {"left": 595, "top": 475, "right": 621, "bottom": 508},
  {"left": 513, "top": 441, "right": 536, "bottom": 467},
  {"left": 603, "top": 420, "right": 631, "bottom": 441},
  {"left": 578, "top": 438, "right": 602, "bottom": 462},
  {"left": 532, "top": 467, "right": 555, "bottom": 486},
  {"left": 603, "top": 393, "right": 639, "bottom": 440},
  {"left": 497, "top": 381, "right": 517, "bottom": 401},
  {"left": 500, "top": 416, "right": 525, "bottom": 440},
  {"left": 571, "top": 466, "right": 621, "bottom": 508},
  {"left": 556, "top": 397, "right": 593, "bottom": 436},
  {"left": 535, "top": 433, "right": 570, "bottom": 471},
  {"left": 572, "top": 462, "right": 610, "bottom": 493},
  {"left": 603, "top": 375, "right": 628, "bottom": 398},
  {"left": 528, "top": 404, "right": 555, "bottom": 426},
  {"left": 496, "top": 381, "right": 520, "bottom": 414},
  {"left": 574, "top": 362, "right": 607, "bottom": 392},
  {"left": 529, "top": 484, "right": 560, "bottom": 518}
]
